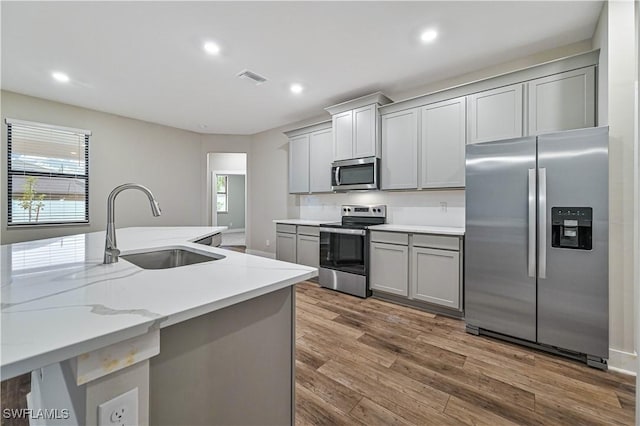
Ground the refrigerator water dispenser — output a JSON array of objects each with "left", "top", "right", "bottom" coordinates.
[{"left": 551, "top": 207, "right": 592, "bottom": 250}]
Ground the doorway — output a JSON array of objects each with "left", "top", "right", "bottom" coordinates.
[{"left": 207, "top": 153, "right": 247, "bottom": 247}]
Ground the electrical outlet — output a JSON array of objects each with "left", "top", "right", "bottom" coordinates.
[
  {"left": 266, "top": 239, "right": 271, "bottom": 247},
  {"left": 98, "top": 387, "right": 138, "bottom": 426},
  {"left": 440, "top": 202, "right": 448, "bottom": 212}
]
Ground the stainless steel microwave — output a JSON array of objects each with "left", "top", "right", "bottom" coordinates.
[{"left": 331, "top": 157, "right": 379, "bottom": 191}]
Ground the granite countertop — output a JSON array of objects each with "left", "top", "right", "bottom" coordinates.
[
  {"left": 273, "top": 219, "right": 336, "bottom": 226},
  {"left": 368, "top": 224, "right": 465, "bottom": 236},
  {"left": 1, "top": 226, "right": 316, "bottom": 380}
]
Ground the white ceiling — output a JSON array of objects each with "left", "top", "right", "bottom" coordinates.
[{"left": 1, "top": 1, "right": 602, "bottom": 135}]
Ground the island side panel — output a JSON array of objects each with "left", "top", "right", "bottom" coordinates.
[{"left": 149, "top": 286, "right": 294, "bottom": 426}]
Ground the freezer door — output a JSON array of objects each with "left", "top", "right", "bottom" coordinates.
[
  {"left": 537, "top": 127, "right": 608, "bottom": 358},
  {"left": 465, "top": 137, "right": 537, "bottom": 341}
]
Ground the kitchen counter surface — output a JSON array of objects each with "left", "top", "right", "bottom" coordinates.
[
  {"left": 1, "top": 226, "right": 316, "bottom": 380},
  {"left": 273, "top": 219, "right": 335, "bottom": 226},
  {"left": 368, "top": 224, "right": 465, "bottom": 236}
]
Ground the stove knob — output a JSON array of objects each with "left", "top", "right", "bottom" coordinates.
[{"left": 343, "top": 208, "right": 347, "bottom": 212}]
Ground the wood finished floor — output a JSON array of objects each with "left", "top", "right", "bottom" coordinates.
[{"left": 294, "top": 281, "right": 636, "bottom": 426}]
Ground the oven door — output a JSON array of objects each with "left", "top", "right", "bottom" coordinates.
[
  {"left": 331, "top": 157, "right": 379, "bottom": 191},
  {"left": 319, "top": 228, "right": 366, "bottom": 276}
]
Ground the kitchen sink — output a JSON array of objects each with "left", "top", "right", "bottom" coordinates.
[{"left": 121, "top": 247, "right": 225, "bottom": 270}]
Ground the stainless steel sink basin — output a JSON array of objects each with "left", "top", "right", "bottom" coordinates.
[{"left": 121, "top": 247, "right": 225, "bottom": 270}]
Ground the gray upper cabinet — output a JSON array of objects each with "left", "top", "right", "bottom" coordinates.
[
  {"left": 353, "top": 104, "right": 377, "bottom": 158},
  {"left": 333, "top": 110, "right": 353, "bottom": 161},
  {"left": 326, "top": 92, "right": 392, "bottom": 161},
  {"left": 420, "top": 97, "right": 466, "bottom": 188},
  {"left": 467, "top": 83, "right": 524, "bottom": 144},
  {"left": 527, "top": 67, "right": 595, "bottom": 135},
  {"left": 309, "top": 128, "right": 333, "bottom": 193},
  {"left": 285, "top": 121, "right": 332, "bottom": 194},
  {"left": 288, "top": 134, "right": 310, "bottom": 194},
  {"left": 381, "top": 108, "right": 419, "bottom": 190}
]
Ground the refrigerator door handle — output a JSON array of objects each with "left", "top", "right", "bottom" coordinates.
[
  {"left": 538, "top": 167, "right": 547, "bottom": 279},
  {"left": 528, "top": 168, "right": 536, "bottom": 277}
]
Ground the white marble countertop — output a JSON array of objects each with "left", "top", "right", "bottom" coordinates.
[
  {"left": 1, "top": 227, "right": 316, "bottom": 380},
  {"left": 273, "top": 219, "right": 335, "bottom": 226},
  {"left": 368, "top": 224, "right": 465, "bottom": 236}
]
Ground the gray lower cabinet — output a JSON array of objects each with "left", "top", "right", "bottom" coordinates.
[
  {"left": 275, "top": 224, "right": 320, "bottom": 268},
  {"left": 411, "top": 247, "right": 460, "bottom": 309},
  {"left": 369, "top": 242, "right": 409, "bottom": 296},
  {"left": 370, "top": 230, "right": 463, "bottom": 313},
  {"left": 297, "top": 234, "right": 319, "bottom": 269},
  {"left": 275, "top": 225, "right": 297, "bottom": 263}
]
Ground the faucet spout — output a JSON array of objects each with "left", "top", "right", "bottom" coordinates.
[{"left": 104, "top": 183, "right": 162, "bottom": 264}]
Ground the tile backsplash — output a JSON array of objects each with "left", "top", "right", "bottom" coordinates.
[{"left": 299, "top": 190, "right": 465, "bottom": 227}]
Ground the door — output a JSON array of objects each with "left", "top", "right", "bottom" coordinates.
[
  {"left": 309, "top": 128, "right": 333, "bottom": 192},
  {"left": 537, "top": 127, "right": 608, "bottom": 358},
  {"left": 421, "top": 97, "right": 466, "bottom": 188},
  {"left": 370, "top": 242, "right": 408, "bottom": 296},
  {"left": 465, "top": 136, "right": 537, "bottom": 341},
  {"left": 353, "top": 104, "right": 377, "bottom": 158},
  {"left": 467, "top": 83, "right": 524, "bottom": 144},
  {"left": 289, "top": 135, "right": 309, "bottom": 194},
  {"left": 297, "top": 234, "right": 319, "bottom": 269},
  {"left": 380, "top": 108, "right": 418, "bottom": 190},
  {"left": 333, "top": 111, "right": 353, "bottom": 161},
  {"left": 411, "top": 247, "right": 460, "bottom": 309},
  {"left": 528, "top": 67, "right": 595, "bottom": 135}
]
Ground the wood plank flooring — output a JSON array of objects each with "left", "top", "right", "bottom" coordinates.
[{"left": 294, "top": 281, "right": 636, "bottom": 426}]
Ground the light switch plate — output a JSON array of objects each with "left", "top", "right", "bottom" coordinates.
[{"left": 97, "top": 387, "right": 138, "bottom": 426}]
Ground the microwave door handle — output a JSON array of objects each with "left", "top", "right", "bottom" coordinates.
[{"left": 335, "top": 166, "right": 341, "bottom": 185}]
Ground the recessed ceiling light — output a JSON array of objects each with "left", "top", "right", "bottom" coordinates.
[
  {"left": 203, "top": 42, "right": 220, "bottom": 55},
  {"left": 420, "top": 29, "right": 438, "bottom": 43},
  {"left": 199, "top": 124, "right": 208, "bottom": 129},
  {"left": 290, "top": 83, "right": 303, "bottom": 94},
  {"left": 52, "top": 71, "right": 70, "bottom": 83}
]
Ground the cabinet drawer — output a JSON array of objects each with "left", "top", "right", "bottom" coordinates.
[
  {"left": 412, "top": 234, "right": 460, "bottom": 251},
  {"left": 276, "top": 224, "right": 297, "bottom": 234},
  {"left": 297, "top": 226, "right": 319, "bottom": 237},
  {"left": 370, "top": 231, "right": 409, "bottom": 245}
]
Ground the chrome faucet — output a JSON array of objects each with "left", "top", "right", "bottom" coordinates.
[{"left": 104, "top": 183, "right": 162, "bottom": 264}]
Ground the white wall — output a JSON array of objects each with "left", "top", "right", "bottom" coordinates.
[
  {"left": 208, "top": 153, "right": 247, "bottom": 173},
  {"left": 0, "top": 91, "right": 203, "bottom": 245},
  {"left": 599, "top": 0, "right": 638, "bottom": 373}
]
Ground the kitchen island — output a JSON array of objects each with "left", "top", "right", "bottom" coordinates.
[{"left": 1, "top": 227, "right": 316, "bottom": 425}]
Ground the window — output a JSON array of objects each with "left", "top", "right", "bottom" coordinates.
[
  {"left": 216, "top": 175, "right": 228, "bottom": 213},
  {"left": 6, "top": 118, "right": 90, "bottom": 226}
]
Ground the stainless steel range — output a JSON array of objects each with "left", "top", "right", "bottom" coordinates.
[{"left": 319, "top": 205, "right": 386, "bottom": 298}]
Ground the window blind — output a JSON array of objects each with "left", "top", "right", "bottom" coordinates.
[{"left": 6, "top": 118, "right": 90, "bottom": 226}]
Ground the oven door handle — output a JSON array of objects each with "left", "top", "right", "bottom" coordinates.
[{"left": 321, "top": 228, "right": 366, "bottom": 236}]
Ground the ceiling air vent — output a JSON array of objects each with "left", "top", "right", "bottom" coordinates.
[{"left": 236, "top": 69, "right": 267, "bottom": 85}]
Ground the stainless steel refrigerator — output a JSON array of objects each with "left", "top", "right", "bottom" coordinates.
[{"left": 465, "top": 127, "right": 608, "bottom": 369}]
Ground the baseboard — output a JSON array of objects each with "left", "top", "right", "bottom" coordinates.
[
  {"left": 222, "top": 228, "right": 245, "bottom": 234},
  {"left": 245, "top": 249, "right": 276, "bottom": 259},
  {"left": 608, "top": 348, "right": 637, "bottom": 375}
]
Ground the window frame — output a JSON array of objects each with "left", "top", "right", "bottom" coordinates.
[
  {"left": 6, "top": 118, "right": 91, "bottom": 227},
  {"left": 216, "top": 175, "right": 228, "bottom": 214}
]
